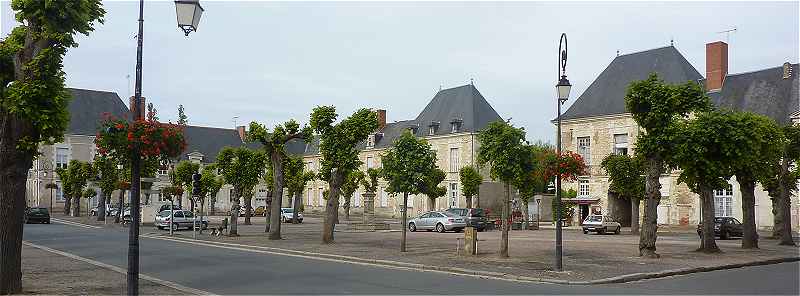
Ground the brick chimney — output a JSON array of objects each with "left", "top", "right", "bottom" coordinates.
[
  {"left": 129, "top": 96, "right": 146, "bottom": 120},
  {"left": 376, "top": 109, "right": 386, "bottom": 130},
  {"left": 706, "top": 41, "right": 728, "bottom": 91},
  {"left": 236, "top": 125, "right": 246, "bottom": 142}
]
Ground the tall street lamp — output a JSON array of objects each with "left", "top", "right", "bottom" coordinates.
[
  {"left": 555, "top": 33, "right": 572, "bottom": 272},
  {"left": 127, "top": 1, "right": 203, "bottom": 295}
]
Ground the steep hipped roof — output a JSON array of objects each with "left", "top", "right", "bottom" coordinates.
[
  {"left": 561, "top": 46, "right": 703, "bottom": 120},
  {"left": 707, "top": 63, "right": 799, "bottom": 125},
  {"left": 66, "top": 88, "right": 129, "bottom": 135},
  {"left": 413, "top": 84, "right": 503, "bottom": 136},
  {"left": 179, "top": 126, "right": 245, "bottom": 162}
]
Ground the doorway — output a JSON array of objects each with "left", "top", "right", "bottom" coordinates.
[{"left": 580, "top": 204, "right": 590, "bottom": 222}]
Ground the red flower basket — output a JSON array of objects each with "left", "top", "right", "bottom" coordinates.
[{"left": 96, "top": 114, "right": 187, "bottom": 160}]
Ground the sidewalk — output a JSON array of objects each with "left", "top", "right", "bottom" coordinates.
[{"left": 21, "top": 243, "right": 188, "bottom": 295}]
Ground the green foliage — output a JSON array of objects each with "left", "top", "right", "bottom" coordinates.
[
  {"left": 55, "top": 160, "right": 94, "bottom": 200},
  {"left": 160, "top": 185, "right": 183, "bottom": 200},
  {"left": 1, "top": 0, "right": 105, "bottom": 152},
  {"left": 381, "top": 131, "right": 444, "bottom": 197},
  {"left": 310, "top": 106, "right": 378, "bottom": 185},
  {"left": 601, "top": 154, "right": 645, "bottom": 201},
  {"left": 459, "top": 166, "right": 482, "bottom": 200},
  {"left": 93, "top": 154, "right": 119, "bottom": 197},
  {"left": 560, "top": 188, "right": 578, "bottom": 199},
  {"left": 81, "top": 187, "right": 96, "bottom": 199},
  {"left": 174, "top": 160, "right": 200, "bottom": 193},
  {"left": 625, "top": 73, "right": 711, "bottom": 161},
  {"left": 761, "top": 125, "right": 800, "bottom": 195},
  {"left": 249, "top": 120, "right": 312, "bottom": 161},
  {"left": 476, "top": 121, "right": 527, "bottom": 184},
  {"left": 671, "top": 111, "right": 738, "bottom": 193},
  {"left": 551, "top": 197, "right": 572, "bottom": 222},
  {"left": 216, "top": 147, "right": 266, "bottom": 198},
  {"left": 285, "top": 156, "right": 316, "bottom": 197},
  {"left": 195, "top": 164, "right": 224, "bottom": 202},
  {"left": 341, "top": 169, "right": 365, "bottom": 201},
  {"left": 177, "top": 104, "right": 187, "bottom": 125},
  {"left": 418, "top": 168, "right": 446, "bottom": 201},
  {"left": 146, "top": 103, "right": 158, "bottom": 121},
  {"left": 361, "top": 168, "right": 381, "bottom": 194}
]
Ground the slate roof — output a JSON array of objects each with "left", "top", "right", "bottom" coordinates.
[
  {"left": 560, "top": 46, "right": 703, "bottom": 120},
  {"left": 412, "top": 84, "right": 503, "bottom": 137},
  {"left": 706, "top": 63, "right": 799, "bottom": 125},
  {"left": 179, "top": 126, "right": 245, "bottom": 162},
  {"left": 66, "top": 88, "right": 129, "bottom": 135}
]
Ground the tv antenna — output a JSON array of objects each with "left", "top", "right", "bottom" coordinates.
[{"left": 717, "top": 27, "right": 737, "bottom": 43}]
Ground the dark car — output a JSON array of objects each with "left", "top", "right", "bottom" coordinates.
[
  {"left": 445, "top": 208, "right": 488, "bottom": 231},
  {"left": 25, "top": 207, "right": 51, "bottom": 224},
  {"left": 697, "top": 217, "right": 743, "bottom": 239}
]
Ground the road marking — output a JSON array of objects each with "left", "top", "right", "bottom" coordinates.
[
  {"left": 50, "top": 218, "right": 102, "bottom": 229},
  {"left": 140, "top": 234, "right": 557, "bottom": 285},
  {"left": 22, "top": 240, "right": 215, "bottom": 296}
]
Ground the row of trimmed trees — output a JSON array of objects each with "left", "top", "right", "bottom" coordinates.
[{"left": 607, "top": 74, "right": 797, "bottom": 257}]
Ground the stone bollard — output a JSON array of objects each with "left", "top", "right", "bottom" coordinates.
[{"left": 464, "top": 226, "right": 478, "bottom": 255}]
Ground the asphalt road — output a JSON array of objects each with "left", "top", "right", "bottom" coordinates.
[{"left": 23, "top": 222, "right": 800, "bottom": 295}]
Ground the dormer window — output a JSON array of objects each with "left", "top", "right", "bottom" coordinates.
[
  {"left": 450, "top": 118, "right": 463, "bottom": 133},
  {"left": 429, "top": 121, "right": 440, "bottom": 136},
  {"left": 367, "top": 135, "right": 375, "bottom": 148}
]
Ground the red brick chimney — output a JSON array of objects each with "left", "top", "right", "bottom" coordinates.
[
  {"left": 376, "top": 109, "right": 386, "bottom": 130},
  {"left": 236, "top": 125, "right": 246, "bottom": 142},
  {"left": 129, "top": 96, "right": 146, "bottom": 120},
  {"left": 706, "top": 41, "right": 728, "bottom": 91}
]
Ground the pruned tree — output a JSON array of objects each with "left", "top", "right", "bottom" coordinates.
[
  {"left": 285, "top": 156, "right": 315, "bottom": 224},
  {"left": 419, "top": 169, "right": 446, "bottom": 211},
  {"left": 82, "top": 187, "right": 97, "bottom": 214},
  {"left": 93, "top": 154, "right": 120, "bottom": 221},
  {"left": 601, "top": 154, "right": 645, "bottom": 234},
  {"left": 177, "top": 104, "right": 187, "bottom": 125},
  {"left": 340, "top": 169, "right": 364, "bottom": 221},
  {"left": 173, "top": 160, "right": 200, "bottom": 209},
  {"left": 146, "top": 102, "right": 159, "bottom": 121},
  {"left": 477, "top": 121, "right": 527, "bottom": 258},
  {"left": 513, "top": 145, "right": 541, "bottom": 228},
  {"left": 382, "top": 130, "right": 443, "bottom": 252},
  {"left": 194, "top": 164, "right": 222, "bottom": 232},
  {"left": 216, "top": 147, "right": 266, "bottom": 236},
  {"left": 0, "top": 1, "right": 104, "bottom": 292},
  {"left": 459, "top": 166, "right": 482, "bottom": 208},
  {"left": 249, "top": 119, "right": 312, "bottom": 239},
  {"left": 624, "top": 73, "right": 711, "bottom": 258},
  {"left": 55, "top": 160, "right": 94, "bottom": 217},
  {"left": 310, "top": 106, "right": 378, "bottom": 244},
  {"left": 762, "top": 125, "right": 800, "bottom": 246}
]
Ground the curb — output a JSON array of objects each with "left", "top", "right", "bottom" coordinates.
[{"left": 140, "top": 234, "right": 800, "bottom": 285}]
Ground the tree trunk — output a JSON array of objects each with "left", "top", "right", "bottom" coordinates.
[
  {"left": 500, "top": 183, "right": 510, "bottom": 258},
  {"left": 522, "top": 199, "right": 530, "bottom": 229},
  {"left": 199, "top": 198, "right": 205, "bottom": 234},
  {"left": 401, "top": 192, "right": 408, "bottom": 252},
  {"left": 0, "top": 130, "right": 34, "bottom": 294},
  {"left": 72, "top": 195, "right": 80, "bottom": 217},
  {"left": 292, "top": 191, "right": 301, "bottom": 224},
  {"left": 639, "top": 156, "right": 663, "bottom": 258},
  {"left": 475, "top": 192, "right": 480, "bottom": 208},
  {"left": 210, "top": 196, "right": 216, "bottom": 216},
  {"left": 115, "top": 190, "right": 124, "bottom": 224},
  {"left": 739, "top": 178, "right": 758, "bottom": 248},
  {"left": 323, "top": 169, "right": 344, "bottom": 244},
  {"left": 466, "top": 195, "right": 473, "bottom": 209},
  {"left": 229, "top": 189, "right": 240, "bottom": 237},
  {"left": 698, "top": 186, "right": 721, "bottom": 253},
  {"left": 630, "top": 197, "right": 640, "bottom": 234},
  {"left": 269, "top": 153, "right": 285, "bottom": 240},
  {"left": 264, "top": 191, "right": 272, "bottom": 233},
  {"left": 97, "top": 193, "right": 107, "bottom": 221},
  {"left": 63, "top": 196, "right": 72, "bottom": 216},
  {"left": 428, "top": 197, "right": 435, "bottom": 211},
  {"left": 343, "top": 194, "right": 351, "bottom": 221},
  {"left": 778, "top": 158, "right": 795, "bottom": 246},
  {"left": 244, "top": 196, "right": 252, "bottom": 225},
  {"left": 770, "top": 197, "right": 782, "bottom": 239}
]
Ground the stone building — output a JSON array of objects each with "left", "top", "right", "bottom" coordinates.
[{"left": 558, "top": 41, "right": 799, "bottom": 230}]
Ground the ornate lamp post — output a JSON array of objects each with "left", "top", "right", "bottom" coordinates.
[
  {"left": 554, "top": 33, "right": 572, "bottom": 272},
  {"left": 127, "top": 1, "right": 203, "bottom": 294}
]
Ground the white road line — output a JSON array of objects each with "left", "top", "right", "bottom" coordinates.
[
  {"left": 50, "top": 218, "right": 102, "bottom": 229},
  {"left": 22, "top": 240, "right": 215, "bottom": 296}
]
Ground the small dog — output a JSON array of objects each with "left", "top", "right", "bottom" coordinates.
[{"left": 210, "top": 218, "right": 229, "bottom": 236}]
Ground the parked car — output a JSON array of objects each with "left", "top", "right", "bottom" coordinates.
[
  {"left": 280, "top": 208, "right": 303, "bottom": 223},
  {"left": 158, "top": 204, "right": 182, "bottom": 213},
  {"left": 90, "top": 204, "right": 115, "bottom": 216},
  {"left": 154, "top": 210, "right": 208, "bottom": 231},
  {"left": 445, "top": 208, "right": 488, "bottom": 231},
  {"left": 697, "top": 217, "right": 743, "bottom": 239},
  {"left": 581, "top": 215, "right": 621, "bottom": 234},
  {"left": 408, "top": 211, "right": 466, "bottom": 233},
  {"left": 25, "top": 207, "right": 50, "bottom": 224}
]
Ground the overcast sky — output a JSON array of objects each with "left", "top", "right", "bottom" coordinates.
[{"left": 2, "top": 1, "right": 798, "bottom": 142}]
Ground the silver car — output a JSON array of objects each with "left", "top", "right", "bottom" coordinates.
[
  {"left": 155, "top": 210, "right": 208, "bottom": 231},
  {"left": 408, "top": 211, "right": 466, "bottom": 233}
]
